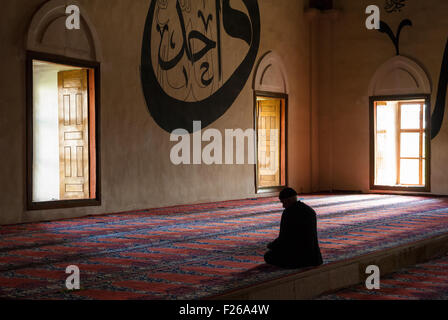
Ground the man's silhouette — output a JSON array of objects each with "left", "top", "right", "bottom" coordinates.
[{"left": 264, "top": 188, "right": 323, "bottom": 269}]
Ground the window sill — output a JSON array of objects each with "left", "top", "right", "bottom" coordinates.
[
  {"left": 27, "top": 199, "right": 101, "bottom": 211},
  {"left": 256, "top": 186, "right": 285, "bottom": 195},
  {"left": 370, "top": 185, "right": 430, "bottom": 193}
]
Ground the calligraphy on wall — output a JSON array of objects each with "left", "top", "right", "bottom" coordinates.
[
  {"left": 385, "top": 0, "right": 407, "bottom": 13},
  {"left": 141, "top": 0, "right": 261, "bottom": 133},
  {"left": 377, "top": 19, "right": 448, "bottom": 140}
]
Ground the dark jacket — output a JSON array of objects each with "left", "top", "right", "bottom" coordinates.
[{"left": 269, "top": 201, "right": 323, "bottom": 267}]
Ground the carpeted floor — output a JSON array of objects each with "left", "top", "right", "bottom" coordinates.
[
  {"left": 318, "top": 253, "right": 448, "bottom": 300},
  {"left": 1, "top": 194, "right": 448, "bottom": 299}
]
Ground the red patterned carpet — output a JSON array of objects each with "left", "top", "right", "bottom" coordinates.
[
  {"left": 1, "top": 194, "right": 448, "bottom": 299},
  {"left": 318, "top": 253, "right": 448, "bottom": 300}
]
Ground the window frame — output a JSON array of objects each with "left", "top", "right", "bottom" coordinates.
[
  {"left": 369, "top": 94, "right": 431, "bottom": 193},
  {"left": 26, "top": 51, "right": 102, "bottom": 210},
  {"left": 397, "top": 101, "right": 426, "bottom": 186},
  {"left": 254, "top": 91, "right": 288, "bottom": 194}
]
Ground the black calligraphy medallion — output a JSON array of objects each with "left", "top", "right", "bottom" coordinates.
[{"left": 141, "top": 0, "right": 261, "bottom": 133}]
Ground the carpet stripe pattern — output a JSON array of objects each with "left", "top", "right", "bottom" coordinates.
[{"left": 0, "top": 194, "right": 447, "bottom": 299}]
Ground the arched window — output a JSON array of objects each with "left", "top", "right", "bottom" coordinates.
[
  {"left": 253, "top": 51, "right": 288, "bottom": 193},
  {"left": 369, "top": 56, "right": 431, "bottom": 192},
  {"left": 26, "top": 0, "right": 101, "bottom": 209}
]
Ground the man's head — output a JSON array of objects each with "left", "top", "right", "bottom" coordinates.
[{"left": 279, "top": 188, "right": 298, "bottom": 209}]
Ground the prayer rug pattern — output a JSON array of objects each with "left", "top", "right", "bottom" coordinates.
[{"left": 1, "top": 194, "right": 448, "bottom": 299}]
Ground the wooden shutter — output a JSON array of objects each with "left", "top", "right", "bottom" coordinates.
[
  {"left": 257, "top": 99, "right": 281, "bottom": 188},
  {"left": 58, "top": 70, "right": 90, "bottom": 200}
]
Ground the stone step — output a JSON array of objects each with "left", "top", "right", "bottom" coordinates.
[{"left": 210, "top": 233, "right": 448, "bottom": 300}]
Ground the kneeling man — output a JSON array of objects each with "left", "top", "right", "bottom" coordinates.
[{"left": 265, "top": 188, "right": 323, "bottom": 269}]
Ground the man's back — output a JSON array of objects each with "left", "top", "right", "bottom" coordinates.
[
  {"left": 266, "top": 201, "right": 323, "bottom": 268},
  {"left": 282, "top": 201, "right": 322, "bottom": 265}
]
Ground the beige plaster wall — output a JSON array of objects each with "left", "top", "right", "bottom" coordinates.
[
  {"left": 0, "top": 0, "right": 311, "bottom": 225},
  {"left": 323, "top": 0, "right": 448, "bottom": 194}
]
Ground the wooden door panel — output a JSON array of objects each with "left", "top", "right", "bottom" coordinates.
[
  {"left": 257, "top": 99, "right": 281, "bottom": 188},
  {"left": 58, "top": 70, "right": 90, "bottom": 200}
]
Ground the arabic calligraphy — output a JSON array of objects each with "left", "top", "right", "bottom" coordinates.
[
  {"left": 431, "top": 38, "right": 448, "bottom": 140},
  {"left": 141, "top": 0, "right": 260, "bottom": 133},
  {"left": 378, "top": 19, "right": 412, "bottom": 55},
  {"left": 385, "top": 0, "right": 406, "bottom": 13},
  {"left": 152, "top": 0, "right": 253, "bottom": 102}
]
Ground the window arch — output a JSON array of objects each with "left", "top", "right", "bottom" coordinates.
[
  {"left": 253, "top": 51, "right": 289, "bottom": 94},
  {"left": 368, "top": 56, "right": 431, "bottom": 96},
  {"left": 26, "top": 0, "right": 101, "bottom": 61}
]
